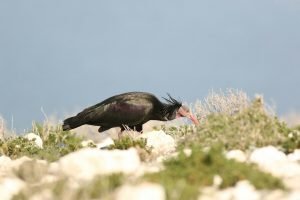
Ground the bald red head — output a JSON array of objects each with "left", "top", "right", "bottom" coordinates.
[{"left": 176, "top": 105, "right": 199, "bottom": 125}]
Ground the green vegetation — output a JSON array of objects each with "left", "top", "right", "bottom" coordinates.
[
  {"left": 108, "top": 136, "right": 148, "bottom": 150},
  {"left": 145, "top": 95, "right": 298, "bottom": 200},
  {"left": 13, "top": 173, "right": 124, "bottom": 200},
  {"left": 281, "top": 128, "right": 300, "bottom": 153},
  {"left": 145, "top": 145, "right": 284, "bottom": 200},
  {"left": 76, "top": 174, "right": 124, "bottom": 199},
  {"left": 0, "top": 125, "right": 85, "bottom": 161},
  {"left": 164, "top": 97, "right": 300, "bottom": 153},
  {"left": 108, "top": 136, "right": 152, "bottom": 161},
  {"left": 1, "top": 90, "right": 300, "bottom": 200}
]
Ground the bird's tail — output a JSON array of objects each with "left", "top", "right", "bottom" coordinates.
[{"left": 62, "top": 116, "right": 82, "bottom": 131}]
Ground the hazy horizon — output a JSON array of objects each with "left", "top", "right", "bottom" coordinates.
[{"left": 1, "top": 1, "right": 300, "bottom": 131}]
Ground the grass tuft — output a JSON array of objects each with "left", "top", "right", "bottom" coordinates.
[
  {"left": 145, "top": 145, "right": 284, "bottom": 200},
  {"left": 13, "top": 173, "right": 124, "bottom": 200},
  {"left": 0, "top": 125, "right": 84, "bottom": 161},
  {"left": 166, "top": 97, "right": 298, "bottom": 153},
  {"left": 108, "top": 136, "right": 152, "bottom": 161},
  {"left": 108, "top": 136, "right": 148, "bottom": 150}
]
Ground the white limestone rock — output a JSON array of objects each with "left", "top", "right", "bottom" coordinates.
[
  {"left": 24, "top": 133, "right": 43, "bottom": 148},
  {"left": 0, "top": 177, "right": 25, "bottom": 200},
  {"left": 250, "top": 146, "right": 300, "bottom": 178},
  {"left": 51, "top": 148, "right": 141, "bottom": 180},
  {"left": 287, "top": 191, "right": 300, "bottom": 200},
  {"left": 10, "top": 156, "right": 32, "bottom": 170},
  {"left": 213, "top": 175, "right": 223, "bottom": 188},
  {"left": 183, "top": 148, "right": 192, "bottom": 157},
  {"left": 287, "top": 149, "right": 300, "bottom": 162},
  {"left": 263, "top": 190, "right": 286, "bottom": 200},
  {"left": 115, "top": 182, "right": 165, "bottom": 200},
  {"left": 249, "top": 146, "right": 287, "bottom": 165},
  {"left": 30, "top": 189, "right": 53, "bottom": 200},
  {"left": 157, "top": 148, "right": 193, "bottom": 163},
  {"left": 199, "top": 181, "right": 260, "bottom": 200},
  {"left": 0, "top": 156, "right": 41, "bottom": 178},
  {"left": 139, "top": 130, "right": 176, "bottom": 155},
  {"left": 81, "top": 137, "right": 115, "bottom": 149},
  {"left": 232, "top": 181, "right": 261, "bottom": 200},
  {"left": 0, "top": 156, "right": 12, "bottom": 177},
  {"left": 81, "top": 139, "right": 95, "bottom": 147},
  {"left": 96, "top": 137, "right": 114, "bottom": 149},
  {"left": 226, "top": 150, "right": 247, "bottom": 162}
]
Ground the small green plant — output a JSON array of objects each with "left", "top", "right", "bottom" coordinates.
[
  {"left": 281, "top": 129, "right": 300, "bottom": 153},
  {"left": 13, "top": 174, "right": 124, "bottom": 200},
  {"left": 0, "top": 137, "right": 41, "bottom": 159},
  {"left": 75, "top": 173, "right": 124, "bottom": 199},
  {"left": 172, "top": 98, "right": 295, "bottom": 152},
  {"left": 43, "top": 130, "right": 84, "bottom": 160},
  {"left": 108, "top": 136, "right": 148, "bottom": 150},
  {"left": 0, "top": 125, "right": 85, "bottom": 161},
  {"left": 145, "top": 145, "right": 284, "bottom": 200},
  {"left": 108, "top": 136, "right": 152, "bottom": 161}
]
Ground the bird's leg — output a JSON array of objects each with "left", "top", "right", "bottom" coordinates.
[
  {"left": 127, "top": 125, "right": 143, "bottom": 133},
  {"left": 134, "top": 124, "right": 143, "bottom": 133},
  {"left": 120, "top": 125, "right": 127, "bottom": 132},
  {"left": 118, "top": 125, "right": 127, "bottom": 139}
]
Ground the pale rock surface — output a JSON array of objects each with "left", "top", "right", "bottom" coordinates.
[
  {"left": 51, "top": 148, "right": 140, "bottom": 180},
  {"left": 283, "top": 176, "right": 300, "bottom": 190},
  {"left": 157, "top": 148, "right": 192, "bottom": 163},
  {"left": 40, "top": 174, "right": 59, "bottom": 184},
  {"left": 139, "top": 130, "right": 176, "bottom": 155},
  {"left": 250, "top": 146, "right": 287, "bottom": 165},
  {"left": 134, "top": 162, "right": 163, "bottom": 177},
  {"left": 30, "top": 189, "right": 53, "bottom": 200},
  {"left": 213, "top": 175, "right": 223, "bottom": 187},
  {"left": 0, "top": 156, "right": 39, "bottom": 178},
  {"left": 10, "top": 156, "right": 32, "bottom": 170},
  {"left": 24, "top": 133, "right": 43, "bottom": 148},
  {"left": 0, "top": 156, "right": 12, "bottom": 177},
  {"left": 250, "top": 146, "right": 300, "bottom": 178},
  {"left": 115, "top": 182, "right": 165, "bottom": 200},
  {"left": 199, "top": 181, "right": 260, "bottom": 200},
  {"left": 232, "top": 181, "right": 261, "bottom": 200},
  {"left": 80, "top": 137, "right": 114, "bottom": 149},
  {"left": 183, "top": 148, "right": 192, "bottom": 157},
  {"left": 0, "top": 177, "right": 25, "bottom": 200},
  {"left": 81, "top": 139, "right": 95, "bottom": 147},
  {"left": 287, "top": 191, "right": 300, "bottom": 200},
  {"left": 287, "top": 149, "right": 300, "bottom": 162},
  {"left": 263, "top": 190, "right": 286, "bottom": 200},
  {"left": 226, "top": 150, "right": 247, "bottom": 162},
  {"left": 96, "top": 137, "right": 114, "bottom": 149}
]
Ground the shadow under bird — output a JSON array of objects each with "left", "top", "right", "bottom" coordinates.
[{"left": 62, "top": 92, "right": 199, "bottom": 133}]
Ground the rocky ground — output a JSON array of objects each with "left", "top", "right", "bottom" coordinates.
[
  {"left": 1, "top": 90, "right": 300, "bottom": 200},
  {"left": 0, "top": 130, "right": 300, "bottom": 200}
]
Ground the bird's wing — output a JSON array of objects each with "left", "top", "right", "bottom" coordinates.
[{"left": 78, "top": 97, "right": 154, "bottom": 126}]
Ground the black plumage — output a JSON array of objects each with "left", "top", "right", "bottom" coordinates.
[{"left": 62, "top": 92, "right": 198, "bottom": 133}]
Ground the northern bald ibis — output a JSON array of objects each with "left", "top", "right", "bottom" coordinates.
[{"left": 63, "top": 92, "right": 199, "bottom": 133}]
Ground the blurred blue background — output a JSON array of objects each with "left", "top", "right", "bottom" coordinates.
[{"left": 0, "top": 1, "right": 299, "bottom": 131}]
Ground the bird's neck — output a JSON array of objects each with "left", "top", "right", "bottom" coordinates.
[{"left": 160, "top": 103, "right": 177, "bottom": 121}]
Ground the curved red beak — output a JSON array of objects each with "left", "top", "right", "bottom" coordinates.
[{"left": 177, "top": 107, "right": 200, "bottom": 125}]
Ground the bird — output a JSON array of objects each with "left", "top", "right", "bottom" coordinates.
[{"left": 62, "top": 92, "right": 199, "bottom": 133}]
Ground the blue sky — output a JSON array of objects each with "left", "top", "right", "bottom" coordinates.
[{"left": 0, "top": 1, "right": 300, "bottom": 131}]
